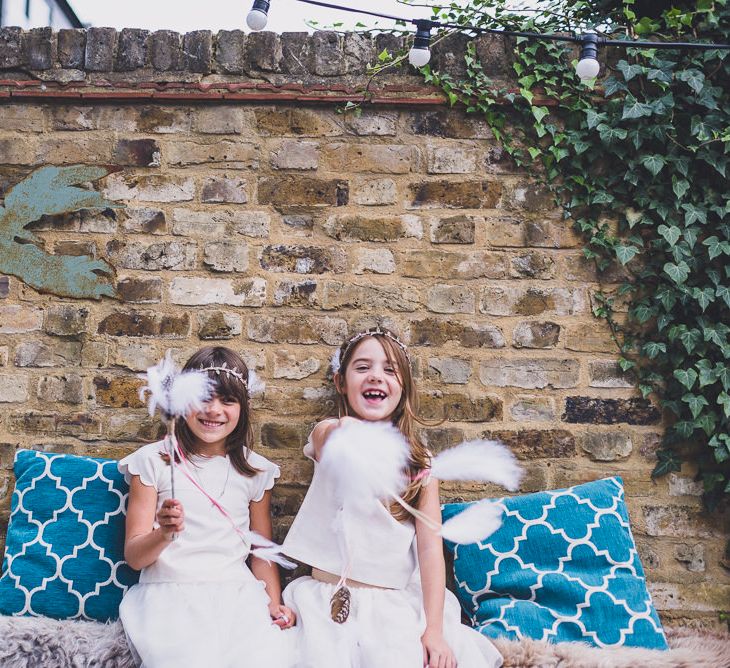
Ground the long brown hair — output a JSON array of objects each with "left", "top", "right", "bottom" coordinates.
[
  {"left": 174, "top": 346, "right": 260, "bottom": 476},
  {"left": 334, "top": 327, "right": 430, "bottom": 520}
]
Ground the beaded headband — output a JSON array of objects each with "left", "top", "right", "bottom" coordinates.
[
  {"left": 331, "top": 326, "right": 409, "bottom": 375},
  {"left": 198, "top": 363, "right": 265, "bottom": 396}
]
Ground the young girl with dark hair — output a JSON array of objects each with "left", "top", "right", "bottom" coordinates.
[
  {"left": 282, "top": 328, "right": 502, "bottom": 668},
  {"left": 119, "top": 346, "right": 295, "bottom": 668}
]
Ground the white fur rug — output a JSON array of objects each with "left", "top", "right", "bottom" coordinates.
[{"left": 0, "top": 616, "right": 728, "bottom": 667}]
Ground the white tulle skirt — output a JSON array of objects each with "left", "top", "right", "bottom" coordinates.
[
  {"left": 120, "top": 579, "right": 293, "bottom": 668},
  {"left": 283, "top": 576, "right": 503, "bottom": 668}
]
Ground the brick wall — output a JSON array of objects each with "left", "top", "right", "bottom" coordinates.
[{"left": 0, "top": 27, "right": 727, "bottom": 627}]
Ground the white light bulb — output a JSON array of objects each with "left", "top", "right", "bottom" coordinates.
[
  {"left": 575, "top": 56, "right": 600, "bottom": 81},
  {"left": 246, "top": 9, "right": 268, "bottom": 31},
  {"left": 408, "top": 46, "right": 431, "bottom": 67}
]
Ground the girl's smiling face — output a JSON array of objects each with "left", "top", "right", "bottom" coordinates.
[
  {"left": 338, "top": 336, "right": 403, "bottom": 421},
  {"left": 184, "top": 394, "right": 241, "bottom": 455}
]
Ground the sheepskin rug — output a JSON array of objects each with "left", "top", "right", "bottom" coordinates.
[{"left": 0, "top": 616, "right": 728, "bottom": 668}]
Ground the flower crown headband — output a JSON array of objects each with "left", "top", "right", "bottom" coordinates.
[
  {"left": 198, "top": 363, "right": 265, "bottom": 397},
  {"left": 330, "top": 326, "right": 409, "bottom": 375}
]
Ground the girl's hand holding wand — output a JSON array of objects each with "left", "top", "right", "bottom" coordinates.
[
  {"left": 268, "top": 602, "right": 296, "bottom": 629},
  {"left": 157, "top": 499, "right": 185, "bottom": 540}
]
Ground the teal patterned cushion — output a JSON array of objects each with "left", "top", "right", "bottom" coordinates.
[
  {"left": 0, "top": 450, "right": 139, "bottom": 621},
  {"left": 442, "top": 477, "right": 667, "bottom": 649}
]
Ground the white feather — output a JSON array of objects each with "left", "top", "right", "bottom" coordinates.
[
  {"left": 330, "top": 348, "right": 341, "bottom": 375},
  {"left": 250, "top": 546, "right": 298, "bottom": 569},
  {"left": 247, "top": 369, "right": 266, "bottom": 397},
  {"left": 430, "top": 439, "right": 523, "bottom": 491},
  {"left": 440, "top": 499, "right": 504, "bottom": 544},
  {"left": 319, "top": 420, "right": 410, "bottom": 506},
  {"left": 139, "top": 351, "right": 213, "bottom": 418}
]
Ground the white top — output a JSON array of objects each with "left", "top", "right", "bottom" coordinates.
[
  {"left": 119, "top": 440, "right": 280, "bottom": 584},
  {"left": 283, "top": 423, "right": 418, "bottom": 590}
]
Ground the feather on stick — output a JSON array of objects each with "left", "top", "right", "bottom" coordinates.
[
  {"left": 440, "top": 500, "right": 504, "bottom": 544},
  {"left": 430, "top": 439, "right": 523, "bottom": 491}
]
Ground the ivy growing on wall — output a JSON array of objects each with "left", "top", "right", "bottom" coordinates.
[{"left": 393, "top": 0, "right": 730, "bottom": 507}]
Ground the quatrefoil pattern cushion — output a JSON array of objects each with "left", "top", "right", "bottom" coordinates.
[
  {"left": 442, "top": 477, "right": 667, "bottom": 649},
  {"left": 0, "top": 450, "right": 139, "bottom": 621}
]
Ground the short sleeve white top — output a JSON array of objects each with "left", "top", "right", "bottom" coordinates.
[
  {"left": 119, "top": 441, "right": 279, "bottom": 584},
  {"left": 283, "top": 424, "right": 418, "bottom": 590}
]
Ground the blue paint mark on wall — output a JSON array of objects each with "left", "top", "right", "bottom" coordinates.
[{"left": 0, "top": 165, "right": 118, "bottom": 299}]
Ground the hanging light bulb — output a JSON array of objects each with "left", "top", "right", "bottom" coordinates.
[
  {"left": 575, "top": 32, "right": 600, "bottom": 81},
  {"left": 246, "top": 0, "right": 270, "bottom": 31},
  {"left": 408, "top": 20, "right": 433, "bottom": 67}
]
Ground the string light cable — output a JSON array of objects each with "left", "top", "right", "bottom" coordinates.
[{"left": 246, "top": 0, "right": 730, "bottom": 81}]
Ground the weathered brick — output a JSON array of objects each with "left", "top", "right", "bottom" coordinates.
[
  {"left": 113, "top": 343, "right": 160, "bottom": 372},
  {"left": 272, "top": 280, "right": 319, "bottom": 308},
  {"left": 244, "top": 31, "right": 282, "bottom": 72},
  {"left": 427, "top": 146, "right": 477, "bottom": 174},
  {"left": 15, "top": 340, "right": 81, "bottom": 367},
  {"left": 0, "top": 375, "right": 29, "bottom": 403},
  {"left": 169, "top": 277, "right": 266, "bottom": 307},
  {"left": 112, "top": 139, "right": 161, "bottom": 167},
  {"left": 104, "top": 173, "right": 195, "bottom": 202},
  {"left": 183, "top": 30, "right": 212, "bottom": 73},
  {"left": 115, "top": 28, "right": 149, "bottom": 71},
  {"left": 352, "top": 178, "right": 397, "bottom": 206},
  {"left": 430, "top": 215, "right": 476, "bottom": 244},
  {"left": 642, "top": 506, "right": 719, "bottom": 538},
  {"left": 57, "top": 29, "right": 85, "bottom": 68},
  {"left": 420, "top": 392, "right": 502, "bottom": 422},
  {"left": 324, "top": 214, "right": 422, "bottom": 242},
  {"left": 166, "top": 141, "right": 258, "bottom": 168},
  {"left": 512, "top": 321, "right": 560, "bottom": 349},
  {"left": 509, "top": 395, "right": 556, "bottom": 422},
  {"left": 194, "top": 107, "right": 252, "bottom": 135},
  {"left": 171, "top": 209, "right": 270, "bottom": 238},
  {"left": 409, "top": 180, "right": 501, "bottom": 209},
  {"left": 248, "top": 316, "right": 346, "bottom": 345},
  {"left": 343, "top": 33, "right": 375, "bottom": 74},
  {"left": 485, "top": 216, "right": 581, "bottom": 248},
  {"left": 117, "top": 277, "right": 163, "bottom": 303},
  {"left": 344, "top": 111, "right": 397, "bottom": 136},
  {"left": 421, "top": 427, "right": 465, "bottom": 453},
  {"left": 85, "top": 27, "right": 116, "bottom": 71},
  {"left": 426, "top": 358, "right": 471, "bottom": 384},
  {"left": 280, "top": 32, "right": 310, "bottom": 75},
  {"left": 504, "top": 181, "right": 555, "bottom": 211},
  {"left": 565, "top": 323, "right": 616, "bottom": 353},
  {"left": 204, "top": 241, "right": 249, "bottom": 273},
  {"left": 563, "top": 397, "right": 661, "bottom": 425},
  {"left": 273, "top": 352, "right": 321, "bottom": 380},
  {"left": 106, "top": 240, "right": 196, "bottom": 270},
  {"left": 0, "top": 105, "right": 42, "bottom": 132},
  {"left": 150, "top": 30, "right": 183, "bottom": 70},
  {"left": 0, "top": 306, "right": 42, "bottom": 334},
  {"left": 261, "top": 422, "right": 308, "bottom": 449},
  {"left": 0, "top": 27, "right": 23, "bottom": 68},
  {"left": 31, "top": 207, "right": 117, "bottom": 234},
  {"left": 258, "top": 176, "right": 348, "bottom": 208},
  {"left": 44, "top": 305, "right": 89, "bottom": 336},
  {"left": 0, "top": 277, "right": 7, "bottom": 298},
  {"left": 311, "top": 31, "right": 344, "bottom": 76},
  {"left": 254, "top": 108, "right": 341, "bottom": 137},
  {"left": 53, "top": 240, "right": 96, "bottom": 257},
  {"left": 409, "top": 318, "right": 505, "bottom": 349},
  {"left": 0, "top": 346, "right": 8, "bottom": 367},
  {"left": 136, "top": 106, "right": 192, "bottom": 133},
  {"left": 200, "top": 177, "right": 248, "bottom": 203},
  {"left": 197, "top": 311, "right": 242, "bottom": 340},
  {"left": 98, "top": 311, "right": 190, "bottom": 338},
  {"left": 589, "top": 360, "right": 635, "bottom": 388},
  {"left": 93, "top": 376, "right": 145, "bottom": 408},
  {"left": 120, "top": 208, "right": 167, "bottom": 234},
  {"left": 580, "top": 431, "right": 633, "bottom": 461},
  {"left": 322, "top": 281, "right": 419, "bottom": 313},
  {"left": 408, "top": 110, "right": 490, "bottom": 140},
  {"left": 81, "top": 342, "right": 109, "bottom": 368},
  {"left": 260, "top": 246, "right": 346, "bottom": 274},
  {"left": 479, "top": 359, "right": 579, "bottom": 389},
  {"left": 49, "top": 106, "right": 94, "bottom": 131},
  {"left": 401, "top": 251, "right": 506, "bottom": 280},
  {"left": 482, "top": 429, "right": 576, "bottom": 459},
  {"left": 427, "top": 285, "right": 475, "bottom": 314},
  {"left": 37, "top": 375, "right": 84, "bottom": 404},
  {"left": 214, "top": 30, "right": 245, "bottom": 74},
  {"left": 271, "top": 141, "right": 319, "bottom": 170},
  {"left": 509, "top": 251, "right": 557, "bottom": 279},
  {"left": 322, "top": 144, "right": 414, "bottom": 173},
  {"left": 24, "top": 27, "right": 54, "bottom": 70},
  {"left": 674, "top": 543, "right": 705, "bottom": 572},
  {"left": 480, "top": 286, "right": 587, "bottom": 317},
  {"left": 353, "top": 248, "right": 395, "bottom": 275}
]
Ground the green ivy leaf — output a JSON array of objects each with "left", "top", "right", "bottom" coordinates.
[
  {"left": 716, "top": 285, "right": 730, "bottom": 308},
  {"left": 674, "top": 368, "right": 698, "bottom": 390},
  {"left": 642, "top": 341, "right": 667, "bottom": 359},
  {"left": 663, "top": 260, "right": 690, "bottom": 284},
  {"left": 597, "top": 123, "right": 628, "bottom": 143},
  {"left": 672, "top": 177, "right": 690, "bottom": 200},
  {"left": 617, "top": 61, "right": 646, "bottom": 82},
  {"left": 657, "top": 224, "right": 681, "bottom": 246},
  {"left": 640, "top": 154, "right": 667, "bottom": 175},
  {"left": 652, "top": 449, "right": 683, "bottom": 477},
  {"left": 682, "top": 392, "right": 709, "bottom": 419},
  {"left": 692, "top": 287, "right": 715, "bottom": 311},
  {"left": 615, "top": 244, "right": 640, "bottom": 265},
  {"left": 676, "top": 68, "right": 706, "bottom": 94},
  {"left": 622, "top": 95, "right": 654, "bottom": 119},
  {"left": 718, "top": 392, "right": 730, "bottom": 418},
  {"left": 682, "top": 204, "right": 708, "bottom": 226}
]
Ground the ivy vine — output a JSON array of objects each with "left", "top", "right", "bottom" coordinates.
[{"left": 379, "top": 0, "right": 730, "bottom": 507}]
